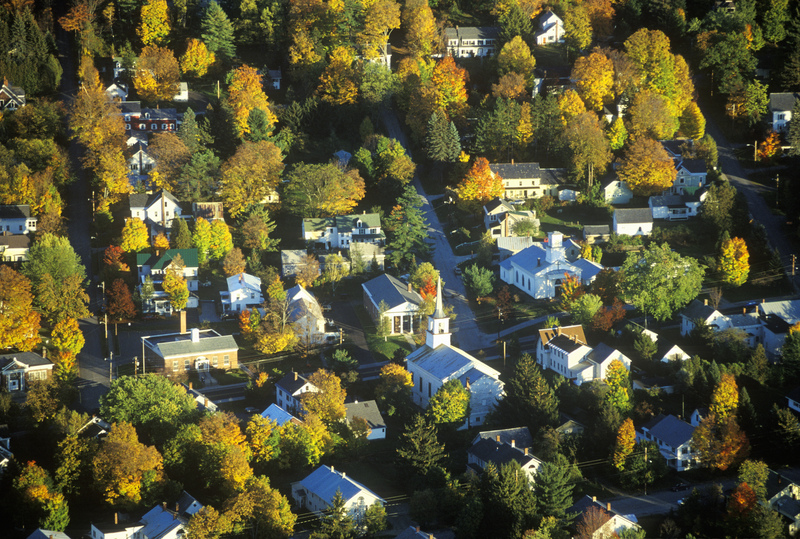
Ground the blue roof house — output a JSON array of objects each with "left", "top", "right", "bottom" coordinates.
[
  {"left": 291, "top": 465, "right": 385, "bottom": 518},
  {"left": 635, "top": 414, "right": 699, "bottom": 472}
]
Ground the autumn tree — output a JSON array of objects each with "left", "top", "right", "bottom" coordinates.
[
  {"left": 301, "top": 369, "right": 346, "bottom": 424},
  {"left": 628, "top": 90, "right": 679, "bottom": 141},
  {"left": 0, "top": 266, "right": 41, "bottom": 351},
  {"left": 201, "top": 1, "right": 236, "bottom": 62},
  {"left": 612, "top": 418, "right": 636, "bottom": 470},
  {"left": 92, "top": 421, "right": 164, "bottom": 509},
  {"left": 222, "top": 475, "right": 296, "bottom": 537},
  {"left": 375, "top": 363, "right": 413, "bottom": 415},
  {"left": 162, "top": 254, "right": 189, "bottom": 311},
  {"left": 427, "top": 379, "right": 470, "bottom": 426},
  {"left": 148, "top": 132, "right": 191, "bottom": 189},
  {"left": 318, "top": 47, "right": 358, "bottom": 105},
  {"left": 739, "top": 460, "right": 769, "bottom": 500},
  {"left": 402, "top": 0, "right": 438, "bottom": 59},
  {"left": 458, "top": 157, "right": 504, "bottom": 203},
  {"left": 13, "top": 461, "right": 70, "bottom": 531},
  {"left": 562, "top": 112, "right": 610, "bottom": 185},
  {"left": 432, "top": 56, "right": 469, "bottom": 121},
  {"left": 228, "top": 65, "right": 277, "bottom": 139},
  {"left": 295, "top": 254, "right": 320, "bottom": 289},
  {"left": 605, "top": 359, "right": 632, "bottom": 414},
  {"left": 493, "top": 72, "right": 527, "bottom": 100},
  {"left": 710, "top": 373, "right": 739, "bottom": 420},
  {"left": 245, "top": 415, "right": 280, "bottom": 467},
  {"left": 283, "top": 163, "right": 365, "bottom": 217},
  {"left": 693, "top": 413, "right": 750, "bottom": 471},
  {"left": 564, "top": 3, "right": 592, "bottom": 51},
  {"left": 559, "top": 272, "right": 585, "bottom": 311},
  {"left": 222, "top": 248, "right": 246, "bottom": 277},
  {"left": 238, "top": 206, "right": 279, "bottom": 253},
  {"left": 758, "top": 131, "right": 782, "bottom": 163},
  {"left": 360, "top": 0, "right": 401, "bottom": 62},
  {"left": 107, "top": 278, "right": 137, "bottom": 322},
  {"left": 121, "top": 217, "right": 150, "bottom": 252},
  {"left": 137, "top": 0, "right": 170, "bottom": 47},
  {"left": 576, "top": 506, "right": 611, "bottom": 539},
  {"left": 133, "top": 45, "right": 180, "bottom": 103},
  {"left": 617, "top": 137, "right": 677, "bottom": 196},
  {"left": 51, "top": 317, "right": 84, "bottom": 357},
  {"left": 572, "top": 50, "right": 614, "bottom": 111},
  {"left": 681, "top": 102, "right": 706, "bottom": 139},
  {"left": 181, "top": 38, "right": 215, "bottom": 78},
  {"left": 207, "top": 223, "right": 232, "bottom": 261},
  {"left": 220, "top": 141, "right": 284, "bottom": 218},
  {"left": 497, "top": 36, "right": 536, "bottom": 88},
  {"left": 718, "top": 237, "right": 749, "bottom": 287}
]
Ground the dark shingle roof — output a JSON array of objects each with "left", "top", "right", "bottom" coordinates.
[
  {"left": 0, "top": 204, "right": 32, "bottom": 219},
  {"left": 0, "top": 235, "right": 30, "bottom": 248},
  {"left": 769, "top": 92, "right": 800, "bottom": 112},
  {"left": 547, "top": 334, "right": 587, "bottom": 354},
  {"left": 614, "top": 208, "right": 653, "bottom": 224},
  {"left": 468, "top": 437, "right": 539, "bottom": 468},
  {"left": 303, "top": 214, "right": 381, "bottom": 234},
  {"left": 681, "top": 299, "right": 718, "bottom": 321},
  {"left": 489, "top": 162, "right": 566, "bottom": 184},
  {"left": 129, "top": 190, "right": 180, "bottom": 211},
  {"left": 362, "top": 274, "right": 423, "bottom": 309},
  {"left": 640, "top": 414, "right": 695, "bottom": 448},
  {"left": 119, "top": 101, "right": 141, "bottom": 114},
  {"left": 680, "top": 159, "right": 706, "bottom": 174},
  {"left": 0, "top": 352, "right": 53, "bottom": 369},
  {"left": 584, "top": 224, "right": 610, "bottom": 235},
  {"left": 345, "top": 400, "right": 385, "bottom": 431},
  {"left": 444, "top": 26, "right": 500, "bottom": 40},
  {"left": 472, "top": 427, "right": 533, "bottom": 448},
  {"left": 276, "top": 372, "right": 313, "bottom": 395}
]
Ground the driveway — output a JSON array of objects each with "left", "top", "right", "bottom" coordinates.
[{"left": 325, "top": 300, "right": 376, "bottom": 367}]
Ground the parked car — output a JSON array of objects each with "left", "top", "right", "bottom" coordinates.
[
  {"left": 671, "top": 483, "right": 689, "bottom": 492},
  {"left": 245, "top": 407, "right": 259, "bottom": 414}
]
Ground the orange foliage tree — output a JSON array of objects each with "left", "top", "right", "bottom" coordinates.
[
  {"left": 228, "top": 65, "right": 277, "bottom": 139},
  {"left": 758, "top": 131, "right": 782, "bottom": 162},
  {"left": 692, "top": 413, "right": 750, "bottom": 471},
  {"left": 432, "top": 56, "right": 469, "bottom": 121},
  {"left": 457, "top": 158, "right": 504, "bottom": 204},
  {"left": 612, "top": 418, "right": 636, "bottom": 470},
  {"left": 559, "top": 272, "right": 585, "bottom": 311}
]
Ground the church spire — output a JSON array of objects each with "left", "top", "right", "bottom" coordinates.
[
  {"left": 433, "top": 276, "right": 445, "bottom": 318},
  {"left": 426, "top": 276, "right": 451, "bottom": 349}
]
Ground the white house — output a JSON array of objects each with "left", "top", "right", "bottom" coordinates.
[
  {"left": 406, "top": 279, "right": 504, "bottom": 429},
  {"left": 0, "top": 204, "right": 37, "bottom": 234},
  {"left": 292, "top": 465, "right": 385, "bottom": 518},
  {"left": 220, "top": 273, "right": 264, "bottom": 313},
  {"left": 604, "top": 180, "right": 633, "bottom": 205},
  {"left": 583, "top": 224, "right": 611, "bottom": 244},
  {"left": 612, "top": 208, "right": 653, "bottom": 236},
  {"left": 350, "top": 241, "right": 385, "bottom": 270},
  {"left": 467, "top": 435, "right": 542, "bottom": 482},
  {"left": 442, "top": 26, "right": 499, "bottom": 58},
  {"left": 287, "top": 284, "right": 328, "bottom": 346},
  {"left": 680, "top": 299, "right": 726, "bottom": 336},
  {"left": 302, "top": 213, "right": 384, "bottom": 250},
  {"left": 174, "top": 82, "right": 189, "bottom": 102},
  {"left": 0, "top": 79, "right": 26, "bottom": 110},
  {"left": 125, "top": 141, "right": 156, "bottom": 187},
  {"left": 483, "top": 198, "right": 538, "bottom": 238},
  {"left": 649, "top": 194, "right": 703, "bottom": 221},
  {"left": 362, "top": 273, "right": 423, "bottom": 335},
  {"left": 105, "top": 81, "right": 128, "bottom": 101},
  {"left": 636, "top": 414, "right": 699, "bottom": 472},
  {"left": 758, "top": 299, "right": 800, "bottom": 355},
  {"left": 489, "top": 162, "right": 566, "bottom": 200},
  {"left": 0, "top": 234, "right": 30, "bottom": 262},
  {"left": 766, "top": 469, "right": 800, "bottom": 536},
  {"left": 534, "top": 11, "right": 564, "bottom": 45},
  {"left": 499, "top": 232, "right": 603, "bottom": 300},
  {"left": 136, "top": 249, "right": 200, "bottom": 314},
  {"left": 261, "top": 403, "right": 302, "bottom": 426},
  {"left": 769, "top": 92, "right": 799, "bottom": 132},
  {"left": 680, "top": 301, "right": 764, "bottom": 348},
  {"left": 275, "top": 371, "right": 318, "bottom": 415},
  {"left": 0, "top": 352, "right": 54, "bottom": 392},
  {"left": 90, "top": 492, "right": 202, "bottom": 539},
  {"left": 536, "top": 325, "right": 631, "bottom": 385},
  {"left": 568, "top": 496, "right": 642, "bottom": 539},
  {"left": 128, "top": 190, "right": 183, "bottom": 237},
  {"left": 787, "top": 388, "right": 800, "bottom": 414},
  {"left": 345, "top": 400, "right": 386, "bottom": 440}
]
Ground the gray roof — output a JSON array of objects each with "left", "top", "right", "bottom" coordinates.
[
  {"left": 584, "top": 224, "right": 610, "bottom": 235},
  {"left": 0, "top": 234, "right": 30, "bottom": 248},
  {"left": 26, "top": 530, "right": 72, "bottom": 539},
  {"left": 362, "top": 273, "right": 423, "bottom": 309},
  {"left": 276, "top": 371, "right": 313, "bottom": 395},
  {"left": 119, "top": 101, "right": 142, "bottom": 114},
  {"left": 679, "top": 159, "right": 706, "bottom": 174},
  {"left": 614, "top": 208, "right": 653, "bottom": 224},
  {"left": 497, "top": 236, "right": 535, "bottom": 253},
  {"left": 262, "top": 403, "right": 299, "bottom": 426},
  {"left": 547, "top": 334, "right": 587, "bottom": 354},
  {"left": 484, "top": 198, "right": 514, "bottom": 214},
  {"left": 650, "top": 194, "right": 685, "bottom": 207},
  {"left": 587, "top": 342, "right": 618, "bottom": 363},
  {"left": 468, "top": 437, "right": 540, "bottom": 469},
  {"left": 444, "top": 26, "right": 500, "bottom": 40},
  {"left": 303, "top": 213, "right": 381, "bottom": 234},
  {"left": 769, "top": 92, "right": 800, "bottom": 112},
  {"left": 0, "top": 204, "right": 32, "bottom": 219},
  {"left": 407, "top": 343, "right": 500, "bottom": 383},
  {"left": 472, "top": 427, "right": 533, "bottom": 448},
  {"left": 129, "top": 189, "right": 181, "bottom": 210},
  {"left": 758, "top": 299, "right": 800, "bottom": 325},
  {"left": 640, "top": 414, "right": 695, "bottom": 448},
  {"left": 146, "top": 330, "right": 238, "bottom": 359},
  {"left": 681, "top": 299, "right": 719, "bottom": 321},
  {"left": 297, "top": 465, "right": 384, "bottom": 506},
  {"left": 489, "top": 162, "right": 566, "bottom": 184},
  {"left": 0, "top": 352, "right": 54, "bottom": 370},
  {"left": 345, "top": 400, "right": 386, "bottom": 432}
]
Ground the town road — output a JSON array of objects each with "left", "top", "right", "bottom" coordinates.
[
  {"left": 602, "top": 477, "right": 737, "bottom": 518},
  {"left": 379, "top": 108, "right": 497, "bottom": 354}
]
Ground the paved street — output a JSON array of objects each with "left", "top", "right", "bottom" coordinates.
[{"left": 602, "top": 477, "right": 737, "bottom": 518}]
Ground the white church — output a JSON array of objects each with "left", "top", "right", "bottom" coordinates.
[{"left": 406, "top": 279, "right": 504, "bottom": 429}]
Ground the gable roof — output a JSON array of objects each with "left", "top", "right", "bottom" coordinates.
[
  {"left": 547, "top": 334, "right": 589, "bottom": 354},
  {"left": 444, "top": 26, "right": 500, "bottom": 41},
  {"left": 468, "top": 437, "right": 541, "bottom": 469},
  {"left": 497, "top": 236, "right": 535, "bottom": 252},
  {"left": 345, "top": 400, "right": 385, "bottom": 432},
  {"left": 0, "top": 204, "right": 32, "bottom": 219},
  {"left": 362, "top": 274, "right": 423, "bottom": 309},
  {"left": 614, "top": 208, "right": 653, "bottom": 224},
  {"left": 303, "top": 213, "right": 381, "bottom": 234},
  {"left": 769, "top": 92, "right": 800, "bottom": 112},
  {"left": 136, "top": 249, "right": 199, "bottom": 270},
  {"left": 0, "top": 234, "right": 30, "bottom": 249},
  {"left": 145, "top": 330, "right": 238, "bottom": 359},
  {"left": 679, "top": 159, "right": 706, "bottom": 174},
  {"left": 681, "top": 299, "right": 719, "bottom": 321},
  {"left": 407, "top": 343, "right": 500, "bottom": 382},
  {"left": 472, "top": 427, "right": 533, "bottom": 449},
  {"left": 489, "top": 162, "right": 565, "bottom": 184},
  {"left": 758, "top": 299, "right": 800, "bottom": 324},
  {"left": 119, "top": 101, "right": 141, "bottom": 114},
  {"left": 129, "top": 189, "right": 180, "bottom": 211},
  {"left": 262, "top": 403, "right": 301, "bottom": 426},
  {"left": 26, "top": 530, "right": 72, "bottom": 539},
  {"left": 640, "top": 414, "right": 695, "bottom": 448},
  {"left": 227, "top": 272, "right": 261, "bottom": 292},
  {"left": 584, "top": 224, "right": 610, "bottom": 235},
  {"left": 538, "top": 325, "right": 587, "bottom": 347},
  {"left": 484, "top": 198, "right": 514, "bottom": 214},
  {"left": 287, "top": 284, "right": 323, "bottom": 321},
  {"left": 297, "top": 465, "right": 384, "bottom": 506},
  {"left": 276, "top": 371, "right": 314, "bottom": 395},
  {"left": 0, "top": 352, "right": 53, "bottom": 370},
  {"left": 587, "top": 342, "right": 620, "bottom": 364}
]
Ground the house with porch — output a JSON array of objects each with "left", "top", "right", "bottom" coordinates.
[
  {"left": 489, "top": 162, "right": 565, "bottom": 200},
  {"left": 442, "top": 26, "right": 499, "bottom": 58},
  {"left": 0, "top": 234, "right": 30, "bottom": 262},
  {"left": 649, "top": 194, "right": 703, "bottom": 221},
  {"left": 0, "top": 204, "right": 37, "bottom": 234},
  {"left": 636, "top": 414, "right": 699, "bottom": 471},
  {"left": 292, "top": 465, "right": 385, "bottom": 518},
  {"left": 406, "top": 280, "right": 504, "bottom": 429},
  {"left": 0, "top": 352, "right": 54, "bottom": 393},
  {"left": 536, "top": 325, "right": 631, "bottom": 385},
  {"left": 142, "top": 328, "right": 238, "bottom": 374},
  {"left": 123, "top": 105, "right": 178, "bottom": 133},
  {"left": 499, "top": 232, "right": 603, "bottom": 300},
  {"left": 137, "top": 249, "right": 199, "bottom": 314},
  {"left": 287, "top": 284, "right": 328, "bottom": 347},
  {"left": 220, "top": 272, "right": 264, "bottom": 314},
  {"left": 769, "top": 92, "right": 799, "bottom": 133},
  {"left": 362, "top": 273, "right": 424, "bottom": 335},
  {"left": 613, "top": 208, "right": 653, "bottom": 236},
  {"left": 534, "top": 11, "right": 564, "bottom": 44},
  {"left": 467, "top": 435, "right": 542, "bottom": 482},
  {"left": 302, "top": 213, "right": 384, "bottom": 250},
  {"left": 0, "top": 79, "right": 25, "bottom": 110},
  {"left": 483, "top": 198, "right": 538, "bottom": 238},
  {"left": 568, "top": 496, "right": 642, "bottom": 539}
]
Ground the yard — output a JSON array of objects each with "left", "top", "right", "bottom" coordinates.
[{"left": 354, "top": 306, "right": 414, "bottom": 363}]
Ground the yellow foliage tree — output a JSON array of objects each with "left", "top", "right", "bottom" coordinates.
[
  {"left": 376, "top": 362, "right": 413, "bottom": 399},
  {"left": 557, "top": 89, "right": 586, "bottom": 125},
  {"left": 255, "top": 327, "right": 297, "bottom": 354},
  {"left": 152, "top": 232, "right": 170, "bottom": 251},
  {"left": 492, "top": 72, "right": 527, "bottom": 100},
  {"left": 220, "top": 141, "right": 284, "bottom": 218},
  {"left": 758, "top": 131, "right": 782, "bottom": 162},
  {"left": 300, "top": 369, "right": 346, "bottom": 424},
  {"left": 137, "top": 0, "right": 170, "bottom": 47},
  {"left": 120, "top": 218, "right": 150, "bottom": 253},
  {"left": 616, "top": 137, "right": 676, "bottom": 196},
  {"left": 718, "top": 237, "right": 749, "bottom": 287},
  {"left": 612, "top": 418, "right": 636, "bottom": 470},
  {"left": 402, "top": 0, "right": 438, "bottom": 59},
  {"left": 572, "top": 50, "right": 614, "bottom": 111},
  {"left": 228, "top": 65, "right": 277, "bottom": 139},
  {"left": 181, "top": 38, "right": 215, "bottom": 78},
  {"left": 245, "top": 415, "right": 279, "bottom": 466},
  {"left": 680, "top": 102, "right": 706, "bottom": 139},
  {"left": 432, "top": 56, "right": 469, "bottom": 121},
  {"left": 0, "top": 266, "right": 41, "bottom": 352},
  {"left": 710, "top": 373, "right": 739, "bottom": 420},
  {"left": 457, "top": 157, "right": 504, "bottom": 203},
  {"left": 360, "top": 0, "right": 401, "bottom": 61},
  {"left": 496, "top": 36, "right": 536, "bottom": 87},
  {"left": 133, "top": 45, "right": 180, "bottom": 102},
  {"left": 317, "top": 47, "right": 358, "bottom": 105}
]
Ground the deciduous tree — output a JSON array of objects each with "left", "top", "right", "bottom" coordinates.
[
  {"left": 360, "top": 0, "right": 401, "bottom": 62},
  {"left": 562, "top": 112, "right": 610, "bottom": 185},
  {"left": 427, "top": 379, "right": 470, "bottom": 425},
  {"left": 149, "top": 132, "right": 191, "bottom": 188},
  {"left": 121, "top": 217, "right": 150, "bottom": 252},
  {"left": 51, "top": 317, "right": 84, "bottom": 356},
  {"left": 710, "top": 373, "right": 739, "bottom": 419},
  {"left": 107, "top": 278, "right": 137, "bottom": 322},
  {"left": 181, "top": 38, "right": 215, "bottom": 78},
  {"left": 463, "top": 264, "right": 495, "bottom": 297},
  {"left": 133, "top": 45, "right": 180, "bottom": 103},
  {"left": 227, "top": 65, "right": 277, "bottom": 140},
  {"left": 318, "top": 47, "right": 358, "bottom": 105},
  {"left": 284, "top": 163, "right": 365, "bottom": 217},
  {"left": 628, "top": 90, "right": 679, "bottom": 141},
  {"left": 692, "top": 413, "right": 750, "bottom": 471},
  {"left": 571, "top": 293, "right": 603, "bottom": 326},
  {"left": 13, "top": 460, "right": 70, "bottom": 531},
  {"left": 457, "top": 157, "right": 504, "bottom": 203},
  {"left": 0, "top": 266, "right": 41, "bottom": 351},
  {"left": 617, "top": 136, "right": 676, "bottom": 196},
  {"left": 497, "top": 36, "right": 536, "bottom": 87},
  {"left": 613, "top": 418, "right": 636, "bottom": 470},
  {"left": 222, "top": 248, "right": 246, "bottom": 277},
  {"left": 301, "top": 369, "right": 346, "bottom": 424},
  {"left": 402, "top": 0, "right": 438, "bottom": 59},
  {"left": 137, "top": 0, "right": 170, "bottom": 47},
  {"left": 738, "top": 460, "right": 769, "bottom": 500},
  {"left": 680, "top": 102, "right": 706, "bottom": 139},
  {"left": 605, "top": 359, "right": 632, "bottom": 414},
  {"left": 718, "top": 237, "right": 749, "bottom": 287},
  {"left": 573, "top": 50, "right": 614, "bottom": 111},
  {"left": 220, "top": 141, "right": 283, "bottom": 218}
]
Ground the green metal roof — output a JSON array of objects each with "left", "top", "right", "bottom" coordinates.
[
  {"left": 303, "top": 213, "right": 381, "bottom": 233},
  {"left": 136, "top": 249, "right": 199, "bottom": 269}
]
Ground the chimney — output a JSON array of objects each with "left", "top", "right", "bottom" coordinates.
[
  {"left": 115, "top": 513, "right": 119, "bottom": 524},
  {"left": 204, "top": 398, "right": 209, "bottom": 407},
  {"left": 511, "top": 439, "right": 515, "bottom": 448},
  {"left": 408, "top": 282, "right": 412, "bottom": 292},
  {"left": 331, "top": 465, "right": 334, "bottom": 472},
  {"left": 607, "top": 502, "right": 611, "bottom": 511},
  {"left": 239, "top": 273, "right": 243, "bottom": 283},
  {"left": 524, "top": 447, "right": 529, "bottom": 455},
  {"left": 537, "top": 258, "right": 541, "bottom": 266},
  {"left": 592, "top": 496, "right": 596, "bottom": 502},
  {"left": 743, "top": 307, "right": 746, "bottom": 314},
  {"left": 191, "top": 328, "right": 200, "bottom": 342},
  {"left": 511, "top": 158, "right": 514, "bottom": 165},
  {"left": 180, "top": 310, "right": 187, "bottom": 334},
  {"left": 556, "top": 326, "right": 562, "bottom": 336},
  {"left": 416, "top": 527, "right": 421, "bottom": 533},
  {"left": 704, "top": 299, "right": 708, "bottom": 306},
  {"left": 465, "top": 377, "right": 471, "bottom": 390},
  {"left": 496, "top": 435, "right": 501, "bottom": 442},
  {"left": 175, "top": 502, "right": 179, "bottom": 512},
  {"left": 163, "top": 502, "right": 167, "bottom": 509},
  {"left": 189, "top": 382, "right": 193, "bottom": 390},
  {"left": 294, "top": 371, "right": 298, "bottom": 381}
]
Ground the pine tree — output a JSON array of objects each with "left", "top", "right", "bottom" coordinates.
[
  {"left": 534, "top": 458, "right": 575, "bottom": 520},
  {"left": 481, "top": 461, "right": 536, "bottom": 538},
  {"left": 178, "top": 108, "right": 210, "bottom": 153},
  {"left": 491, "top": 354, "right": 558, "bottom": 434},
  {"left": 312, "top": 490, "right": 356, "bottom": 539},
  {"left": 171, "top": 218, "right": 192, "bottom": 249},
  {"left": 425, "top": 112, "right": 461, "bottom": 163},
  {"left": 246, "top": 108, "right": 273, "bottom": 142},
  {"left": 788, "top": 100, "right": 800, "bottom": 157},
  {"left": 386, "top": 185, "right": 429, "bottom": 271},
  {"left": 396, "top": 414, "right": 445, "bottom": 476},
  {"left": 201, "top": 1, "right": 236, "bottom": 62}
]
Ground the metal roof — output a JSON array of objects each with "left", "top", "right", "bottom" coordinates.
[
  {"left": 407, "top": 344, "right": 500, "bottom": 381},
  {"left": 362, "top": 273, "right": 423, "bottom": 309},
  {"left": 640, "top": 414, "right": 695, "bottom": 448},
  {"left": 297, "top": 465, "right": 384, "bottom": 506},
  {"left": 472, "top": 427, "right": 533, "bottom": 448},
  {"left": 261, "top": 403, "right": 299, "bottom": 426},
  {"left": 0, "top": 352, "right": 53, "bottom": 370}
]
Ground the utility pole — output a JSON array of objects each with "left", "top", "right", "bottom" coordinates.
[
  {"left": 644, "top": 445, "right": 648, "bottom": 496},
  {"left": 339, "top": 328, "right": 343, "bottom": 345},
  {"left": 109, "top": 351, "right": 113, "bottom": 385},
  {"left": 503, "top": 341, "right": 507, "bottom": 367},
  {"left": 754, "top": 139, "right": 758, "bottom": 162},
  {"left": 793, "top": 254, "right": 796, "bottom": 277}
]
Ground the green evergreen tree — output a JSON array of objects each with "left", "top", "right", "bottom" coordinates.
[
  {"left": 763, "top": 0, "right": 790, "bottom": 44},
  {"left": 425, "top": 111, "right": 461, "bottom": 163},
  {"left": 310, "top": 490, "right": 356, "bottom": 539},
  {"left": 498, "top": 1, "right": 532, "bottom": 43},
  {"left": 170, "top": 217, "right": 192, "bottom": 249},
  {"left": 396, "top": 414, "right": 445, "bottom": 476},
  {"left": 201, "top": 1, "right": 236, "bottom": 62},
  {"left": 480, "top": 461, "right": 536, "bottom": 538},
  {"left": 491, "top": 354, "right": 558, "bottom": 434},
  {"left": 788, "top": 100, "right": 800, "bottom": 157},
  {"left": 177, "top": 150, "right": 220, "bottom": 202},
  {"left": 246, "top": 108, "right": 274, "bottom": 142},
  {"left": 386, "top": 185, "right": 429, "bottom": 271},
  {"left": 534, "top": 457, "right": 575, "bottom": 519},
  {"left": 178, "top": 108, "right": 210, "bottom": 153}
]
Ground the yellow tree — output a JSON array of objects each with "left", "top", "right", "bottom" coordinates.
[
  {"left": 255, "top": 327, "right": 297, "bottom": 354},
  {"left": 300, "top": 369, "right": 346, "bottom": 424},
  {"left": 120, "top": 218, "right": 150, "bottom": 252},
  {"left": 612, "top": 418, "right": 636, "bottom": 470},
  {"left": 718, "top": 237, "right": 749, "bottom": 287},
  {"left": 220, "top": 141, "right": 284, "bottom": 217},
  {"left": 152, "top": 232, "right": 170, "bottom": 252},
  {"left": 402, "top": 0, "right": 438, "bottom": 59},
  {"left": 133, "top": 45, "right": 180, "bottom": 102},
  {"left": 228, "top": 65, "right": 277, "bottom": 139},
  {"left": 163, "top": 254, "right": 189, "bottom": 311},
  {"left": 572, "top": 50, "right": 614, "bottom": 111},
  {"left": 245, "top": 415, "right": 280, "bottom": 466},
  {"left": 680, "top": 102, "right": 706, "bottom": 139},
  {"left": 181, "top": 38, "right": 215, "bottom": 78},
  {"left": 710, "top": 373, "right": 739, "bottom": 420},
  {"left": 496, "top": 36, "right": 536, "bottom": 87},
  {"left": 628, "top": 90, "right": 680, "bottom": 140},
  {"left": 375, "top": 363, "right": 413, "bottom": 399},
  {"left": 317, "top": 47, "right": 358, "bottom": 105},
  {"left": 616, "top": 137, "right": 676, "bottom": 196},
  {"left": 137, "top": 0, "right": 170, "bottom": 47},
  {"left": 360, "top": 0, "right": 401, "bottom": 61},
  {"left": 457, "top": 158, "right": 504, "bottom": 204},
  {"left": 200, "top": 412, "right": 251, "bottom": 459},
  {"left": 432, "top": 56, "right": 469, "bottom": 121},
  {"left": 557, "top": 89, "right": 586, "bottom": 125},
  {"left": 51, "top": 317, "right": 85, "bottom": 356},
  {"left": 0, "top": 266, "right": 41, "bottom": 352}
]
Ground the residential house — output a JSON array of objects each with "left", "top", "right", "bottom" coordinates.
[
  {"left": 124, "top": 106, "right": 178, "bottom": 133},
  {"left": 556, "top": 416, "right": 586, "bottom": 436},
  {"left": 0, "top": 352, "right": 54, "bottom": 392},
  {"left": 680, "top": 300, "right": 764, "bottom": 347},
  {"left": 292, "top": 465, "right": 385, "bottom": 518},
  {"left": 633, "top": 375, "right": 677, "bottom": 394},
  {"left": 89, "top": 515, "right": 143, "bottom": 539},
  {"left": 268, "top": 68, "right": 282, "bottom": 90},
  {"left": 0, "top": 204, "right": 37, "bottom": 234},
  {"left": 489, "top": 162, "right": 565, "bottom": 200},
  {"left": 174, "top": 82, "right": 189, "bottom": 102},
  {"left": 604, "top": 180, "right": 633, "bottom": 205},
  {"left": 395, "top": 526, "right": 437, "bottom": 539},
  {"left": 497, "top": 236, "right": 535, "bottom": 261},
  {"left": 766, "top": 469, "right": 800, "bottom": 535},
  {"left": 27, "top": 530, "right": 71, "bottom": 539},
  {"left": 261, "top": 403, "right": 302, "bottom": 426},
  {"left": 769, "top": 92, "right": 799, "bottom": 133},
  {"left": 350, "top": 241, "right": 385, "bottom": 270},
  {"left": 660, "top": 140, "right": 708, "bottom": 195},
  {"left": 0, "top": 234, "right": 30, "bottom": 262},
  {"left": 558, "top": 187, "right": 580, "bottom": 202},
  {"left": 467, "top": 435, "right": 542, "bottom": 482},
  {"left": 90, "top": 492, "right": 202, "bottom": 539},
  {"left": 714, "top": 0, "right": 736, "bottom": 13},
  {"left": 655, "top": 339, "right": 691, "bottom": 363},
  {"left": 183, "top": 383, "right": 219, "bottom": 413},
  {"left": 0, "top": 79, "right": 25, "bottom": 110},
  {"left": 442, "top": 26, "right": 499, "bottom": 58},
  {"left": 77, "top": 416, "right": 112, "bottom": 439},
  {"left": 275, "top": 371, "right": 319, "bottom": 415},
  {"left": 220, "top": 272, "right": 264, "bottom": 314},
  {"left": 680, "top": 299, "right": 726, "bottom": 336},
  {"left": 499, "top": 232, "right": 603, "bottom": 300},
  {"left": 568, "top": 496, "right": 642, "bottom": 539},
  {"left": 612, "top": 208, "right": 653, "bottom": 236},
  {"left": 471, "top": 427, "right": 533, "bottom": 450},
  {"left": 192, "top": 201, "right": 225, "bottom": 221},
  {"left": 129, "top": 190, "right": 183, "bottom": 239},
  {"left": 120, "top": 101, "right": 142, "bottom": 124},
  {"left": 125, "top": 141, "right": 155, "bottom": 187},
  {"left": 142, "top": 328, "right": 238, "bottom": 374},
  {"left": 787, "top": 387, "right": 800, "bottom": 414},
  {"left": 406, "top": 279, "right": 504, "bottom": 429},
  {"left": 649, "top": 193, "right": 703, "bottom": 221},
  {"left": 690, "top": 408, "right": 708, "bottom": 427},
  {"left": 303, "top": 213, "right": 384, "bottom": 250},
  {"left": 636, "top": 414, "right": 699, "bottom": 471},
  {"left": 281, "top": 249, "right": 308, "bottom": 278},
  {"left": 287, "top": 284, "right": 328, "bottom": 346},
  {"left": 105, "top": 81, "right": 128, "bottom": 101},
  {"left": 536, "top": 325, "right": 632, "bottom": 385},
  {"left": 483, "top": 198, "right": 538, "bottom": 238},
  {"left": 0, "top": 435, "right": 11, "bottom": 475},
  {"left": 136, "top": 249, "right": 199, "bottom": 314},
  {"left": 362, "top": 273, "right": 424, "bottom": 335},
  {"left": 757, "top": 299, "right": 800, "bottom": 355},
  {"left": 583, "top": 224, "right": 611, "bottom": 244},
  {"left": 534, "top": 11, "right": 564, "bottom": 44},
  {"left": 345, "top": 400, "right": 386, "bottom": 440}
]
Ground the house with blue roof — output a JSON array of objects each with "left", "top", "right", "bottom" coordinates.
[
  {"left": 499, "top": 231, "right": 603, "bottom": 300},
  {"left": 291, "top": 465, "right": 385, "bottom": 518},
  {"left": 406, "top": 279, "right": 504, "bottom": 429},
  {"left": 635, "top": 414, "right": 699, "bottom": 471},
  {"left": 362, "top": 273, "right": 424, "bottom": 335}
]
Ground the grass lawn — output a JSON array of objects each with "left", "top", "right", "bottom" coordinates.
[
  {"left": 354, "top": 306, "right": 413, "bottom": 363},
  {"left": 469, "top": 289, "right": 559, "bottom": 335},
  {"left": 533, "top": 43, "right": 568, "bottom": 67},
  {"left": 211, "top": 368, "right": 250, "bottom": 385}
]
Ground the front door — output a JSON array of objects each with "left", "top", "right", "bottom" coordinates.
[
  {"left": 393, "top": 316, "right": 400, "bottom": 334},
  {"left": 196, "top": 358, "right": 209, "bottom": 372}
]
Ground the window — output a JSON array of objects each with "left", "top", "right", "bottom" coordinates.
[
  {"left": 184, "top": 359, "right": 191, "bottom": 370},
  {"left": 173, "top": 360, "right": 179, "bottom": 371},
  {"left": 151, "top": 124, "right": 157, "bottom": 130},
  {"left": 162, "top": 123, "right": 168, "bottom": 130},
  {"left": 224, "top": 355, "right": 230, "bottom": 366},
  {"left": 419, "top": 377, "right": 422, "bottom": 390},
  {"left": 212, "top": 356, "right": 218, "bottom": 366},
  {"left": 18, "top": 225, "right": 22, "bottom": 231},
  {"left": 428, "top": 382, "right": 431, "bottom": 398},
  {"left": 28, "top": 370, "right": 46, "bottom": 381},
  {"left": 125, "top": 124, "right": 131, "bottom": 130}
]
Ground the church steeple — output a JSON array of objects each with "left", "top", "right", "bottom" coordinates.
[{"left": 426, "top": 277, "right": 451, "bottom": 349}]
